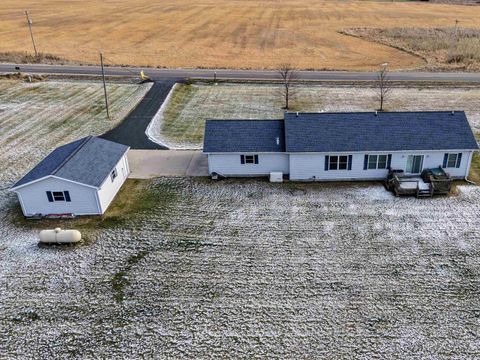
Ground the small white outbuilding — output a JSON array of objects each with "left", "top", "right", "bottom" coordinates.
[{"left": 10, "top": 136, "right": 130, "bottom": 217}]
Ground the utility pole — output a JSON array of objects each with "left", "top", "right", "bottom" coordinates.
[
  {"left": 100, "top": 53, "right": 110, "bottom": 120},
  {"left": 25, "top": 11, "right": 38, "bottom": 57}
]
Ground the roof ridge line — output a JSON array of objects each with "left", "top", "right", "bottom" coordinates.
[{"left": 51, "top": 136, "right": 93, "bottom": 176}]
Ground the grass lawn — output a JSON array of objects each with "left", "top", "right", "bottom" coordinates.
[
  {"left": 152, "top": 82, "right": 480, "bottom": 149},
  {"left": 1, "top": 78, "right": 480, "bottom": 357},
  {"left": 0, "top": 79, "right": 151, "bottom": 186}
]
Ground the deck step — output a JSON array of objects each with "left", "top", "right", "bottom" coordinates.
[{"left": 417, "top": 190, "right": 433, "bottom": 198}]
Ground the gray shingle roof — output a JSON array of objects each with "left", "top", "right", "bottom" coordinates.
[
  {"left": 12, "top": 136, "right": 129, "bottom": 189},
  {"left": 284, "top": 111, "right": 478, "bottom": 152},
  {"left": 203, "top": 119, "right": 285, "bottom": 152}
]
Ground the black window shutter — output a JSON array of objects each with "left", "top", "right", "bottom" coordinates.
[
  {"left": 240, "top": 155, "right": 245, "bottom": 164},
  {"left": 254, "top": 155, "right": 259, "bottom": 164},
  {"left": 324, "top": 156, "right": 329, "bottom": 171},
  {"left": 348, "top": 155, "right": 353, "bottom": 170},
  {"left": 442, "top": 153, "right": 448, "bottom": 168},
  {"left": 64, "top": 191, "right": 71, "bottom": 202},
  {"left": 387, "top": 154, "right": 392, "bottom": 169},
  {"left": 363, "top": 154, "right": 368, "bottom": 170},
  {"left": 46, "top": 191, "right": 53, "bottom": 202},
  {"left": 456, "top": 153, "right": 462, "bottom": 168}
]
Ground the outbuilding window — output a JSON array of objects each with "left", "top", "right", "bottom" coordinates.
[
  {"left": 46, "top": 191, "right": 71, "bottom": 202},
  {"left": 111, "top": 168, "right": 118, "bottom": 182},
  {"left": 325, "top": 155, "right": 352, "bottom": 171},
  {"left": 443, "top": 153, "right": 462, "bottom": 168},
  {"left": 240, "top": 155, "right": 259, "bottom": 164},
  {"left": 364, "top": 154, "right": 392, "bottom": 170}
]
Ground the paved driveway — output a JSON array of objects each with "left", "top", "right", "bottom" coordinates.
[
  {"left": 101, "top": 81, "right": 180, "bottom": 149},
  {"left": 128, "top": 150, "right": 208, "bottom": 178}
]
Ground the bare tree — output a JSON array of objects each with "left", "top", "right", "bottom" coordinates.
[
  {"left": 277, "top": 63, "right": 298, "bottom": 110},
  {"left": 376, "top": 63, "right": 391, "bottom": 111}
]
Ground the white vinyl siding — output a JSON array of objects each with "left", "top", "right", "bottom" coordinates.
[
  {"left": 290, "top": 153, "right": 372, "bottom": 181},
  {"left": 208, "top": 153, "right": 289, "bottom": 176},
  {"left": 206, "top": 150, "right": 473, "bottom": 181},
  {"left": 97, "top": 154, "right": 130, "bottom": 214},
  {"left": 14, "top": 153, "right": 130, "bottom": 216},
  {"left": 289, "top": 151, "right": 473, "bottom": 181},
  {"left": 15, "top": 177, "right": 99, "bottom": 216}
]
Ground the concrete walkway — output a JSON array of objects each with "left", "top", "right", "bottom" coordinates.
[{"left": 128, "top": 150, "right": 208, "bottom": 178}]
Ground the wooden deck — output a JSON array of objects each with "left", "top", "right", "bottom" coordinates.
[{"left": 385, "top": 168, "right": 453, "bottom": 198}]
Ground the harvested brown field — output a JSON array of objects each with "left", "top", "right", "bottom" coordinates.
[
  {"left": 1, "top": 0, "right": 480, "bottom": 70},
  {"left": 342, "top": 27, "right": 480, "bottom": 70}
]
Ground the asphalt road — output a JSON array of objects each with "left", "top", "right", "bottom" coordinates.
[{"left": 1, "top": 63, "right": 480, "bottom": 82}]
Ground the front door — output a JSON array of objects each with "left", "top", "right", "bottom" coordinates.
[{"left": 406, "top": 155, "right": 424, "bottom": 174}]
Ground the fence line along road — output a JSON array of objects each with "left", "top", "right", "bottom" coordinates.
[{"left": 1, "top": 63, "right": 480, "bottom": 82}]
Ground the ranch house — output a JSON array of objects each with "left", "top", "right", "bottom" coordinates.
[
  {"left": 10, "top": 136, "right": 130, "bottom": 217},
  {"left": 203, "top": 111, "right": 478, "bottom": 181}
]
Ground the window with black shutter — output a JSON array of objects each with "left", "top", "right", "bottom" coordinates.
[
  {"left": 364, "top": 154, "right": 391, "bottom": 170},
  {"left": 53, "top": 191, "right": 65, "bottom": 201},
  {"left": 327, "top": 155, "right": 353, "bottom": 170},
  {"left": 241, "top": 154, "right": 259, "bottom": 164},
  {"left": 46, "top": 191, "right": 71, "bottom": 202},
  {"left": 443, "top": 153, "right": 461, "bottom": 168}
]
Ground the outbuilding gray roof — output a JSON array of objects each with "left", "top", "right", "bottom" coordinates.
[
  {"left": 12, "top": 136, "right": 129, "bottom": 189},
  {"left": 284, "top": 111, "right": 478, "bottom": 152},
  {"left": 203, "top": 119, "right": 285, "bottom": 152}
]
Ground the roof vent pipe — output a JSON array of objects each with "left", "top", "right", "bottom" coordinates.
[
  {"left": 296, "top": 112, "right": 299, "bottom": 117},
  {"left": 451, "top": 110, "right": 455, "bottom": 115},
  {"left": 375, "top": 110, "right": 378, "bottom": 116},
  {"left": 276, "top": 137, "right": 280, "bottom": 145}
]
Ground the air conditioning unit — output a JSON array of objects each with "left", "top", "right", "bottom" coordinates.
[{"left": 269, "top": 172, "right": 283, "bottom": 183}]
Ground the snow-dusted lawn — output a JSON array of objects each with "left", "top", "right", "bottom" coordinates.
[
  {"left": 2, "top": 177, "right": 480, "bottom": 358},
  {"left": 1, "top": 80, "right": 480, "bottom": 357},
  {"left": 0, "top": 79, "right": 151, "bottom": 186},
  {"left": 149, "top": 83, "right": 480, "bottom": 149}
]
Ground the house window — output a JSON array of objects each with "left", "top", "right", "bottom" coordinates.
[
  {"left": 53, "top": 191, "right": 65, "bottom": 201},
  {"left": 364, "top": 154, "right": 391, "bottom": 170},
  {"left": 110, "top": 168, "right": 118, "bottom": 182},
  {"left": 240, "top": 155, "right": 259, "bottom": 164},
  {"left": 325, "top": 155, "right": 352, "bottom": 171},
  {"left": 443, "top": 153, "right": 462, "bottom": 168},
  {"left": 46, "top": 191, "right": 71, "bottom": 202}
]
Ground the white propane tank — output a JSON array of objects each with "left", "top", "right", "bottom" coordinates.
[{"left": 39, "top": 228, "right": 81, "bottom": 244}]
